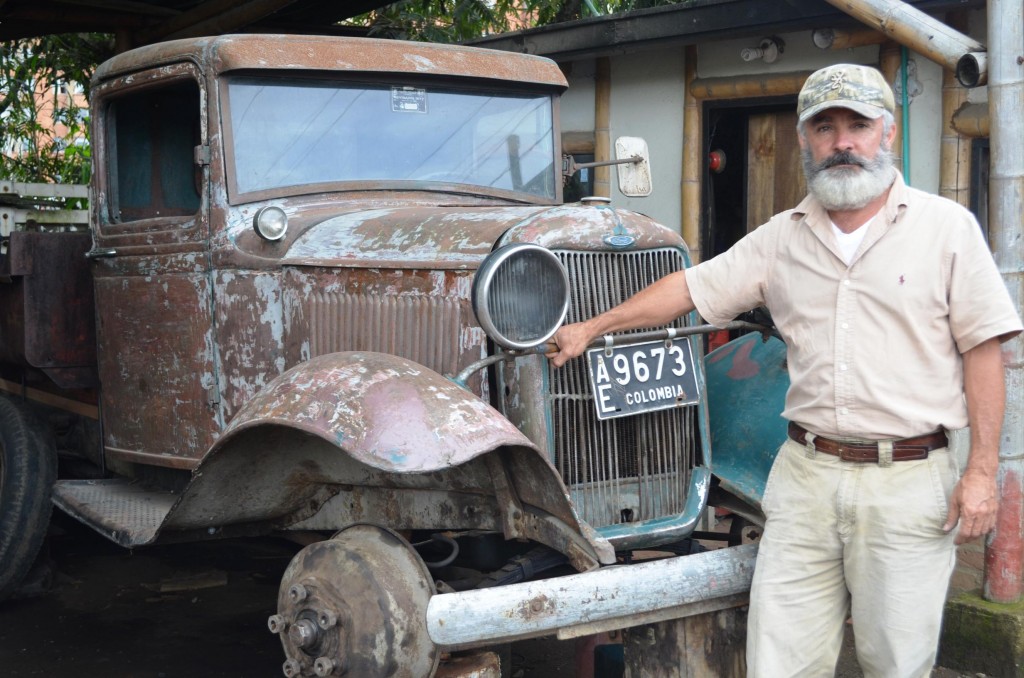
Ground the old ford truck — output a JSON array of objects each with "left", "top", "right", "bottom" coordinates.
[{"left": 0, "top": 34, "right": 787, "bottom": 677}]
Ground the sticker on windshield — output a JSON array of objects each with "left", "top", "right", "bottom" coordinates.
[{"left": 392, "top": 87, "right": 428, "bottom": 113}]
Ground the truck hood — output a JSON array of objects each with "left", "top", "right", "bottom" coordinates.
[{"left": 282, "top": 203, "right": 686, "bottom": 269}]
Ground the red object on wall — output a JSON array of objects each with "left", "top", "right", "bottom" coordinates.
[{"left": 708, "top": 149, "right": 727, "bottom": 173}]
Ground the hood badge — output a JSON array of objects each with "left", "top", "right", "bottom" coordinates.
[
  {"left": 603, "top": 222, "right": 636, "bottom": 249},
  {"left": 603, "top": 233, "right": 636, "bottom": 248}
]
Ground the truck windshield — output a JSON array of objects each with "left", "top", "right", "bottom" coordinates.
[{"left": 226, "top": 76, "right": 557, "bottom": 200}]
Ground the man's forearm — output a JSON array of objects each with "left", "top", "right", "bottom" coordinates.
[
  {"left": 963, "top": 337, "right": 1005, "bottom": 475},
  {"left": 547, "top": 270, "right": 695, "bottom": 367},
  {"left": 581, "top": 270, "right": 695, "bottom": 337},
  {"left": 945, "top": 337, "right": 1006, "bottom": 542}
]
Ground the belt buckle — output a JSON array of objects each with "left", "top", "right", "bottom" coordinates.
[{"left": 878, "top": 440, "right": 894, "bottom": 467}]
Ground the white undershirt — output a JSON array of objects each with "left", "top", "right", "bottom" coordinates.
[{"left": 830, "top": 217, "right": 873, "bottom": 265}]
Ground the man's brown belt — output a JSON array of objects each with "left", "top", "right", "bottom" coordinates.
[{"left": 787, "top": 422, "right": 947, "bottom": 462}]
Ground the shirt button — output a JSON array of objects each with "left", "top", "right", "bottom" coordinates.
[
  {"left": 843, "top": 279, "right": 851, "bottom": 286},
  {"left": 841, "top": 407, "right": 850, "bottom": 415},
  {"left": 841, "top": 322, "right": 849, "bottom": 329},
  {"left": 840, "top": 364, "right": 848, "bottom": 371}
]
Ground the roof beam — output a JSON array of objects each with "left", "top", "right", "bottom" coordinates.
[
  {"left": 137, "top": 0, "right": 299, "bottom": 43},
  {"left": 470, "top": 0, "right": 984, "bottom": 61}
]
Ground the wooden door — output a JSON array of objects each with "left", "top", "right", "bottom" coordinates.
[{"left": 746, "top": 110, "right": 806, "bottom": 232}]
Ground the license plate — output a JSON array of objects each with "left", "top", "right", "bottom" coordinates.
[{"left": 586, "top": 338, "right": 700, "bottom": 420}]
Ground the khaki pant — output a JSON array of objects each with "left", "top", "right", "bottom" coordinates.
[{"left": 746, "top": 437, "right": 959, "bottom": 678}]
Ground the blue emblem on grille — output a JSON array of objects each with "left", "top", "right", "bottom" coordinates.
[{"left": 603, "top": 233, "right": 635, "bottom": 248}]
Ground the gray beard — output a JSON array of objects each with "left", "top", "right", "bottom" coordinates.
[{"left": 802, "top": 147, "right": 897, "bottom": 211}]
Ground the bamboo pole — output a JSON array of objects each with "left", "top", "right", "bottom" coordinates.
[
  {"left": 821, "top": 0, "right": 985, "bottom": 72},
  {"left": 951, "top": 102, "right": 990, "bottom": 138},
  {"left": 879, "top": 41, "right": 905, "bottom": 172},
  {"left": 681, "top": 46, "right": 701, "bottom": 261},
  {"left": 812, "top": 27, "right": 888, "bottom": 50},
  {"left": 939, "top": 11, "right": 972, "bottom": 208},
  {"left": 594, "top": 57, "right": 611, "bottom": 198},
  {"left": 688, "top": 72, "right": 813, "bottom": 102}
]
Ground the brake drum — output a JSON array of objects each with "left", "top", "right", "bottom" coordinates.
[{"left": 270, "top": 524, "right": 439, "bottom": 678}]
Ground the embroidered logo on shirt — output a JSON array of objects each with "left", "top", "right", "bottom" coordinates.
[{"left": 898, "top": 275, "right": 905, "bottom": 285}]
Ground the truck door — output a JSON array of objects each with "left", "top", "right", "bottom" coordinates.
[{"left": 90, "top": 64, "right": 217, "bottom": 471}]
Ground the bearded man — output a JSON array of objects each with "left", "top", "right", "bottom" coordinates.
[{"left": 547, "top": 64, "right": 1022, "bottom": 677}]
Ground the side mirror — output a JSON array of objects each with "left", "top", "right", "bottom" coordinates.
[{"left": 614, "top": 136, "right": 652, "bottom": 198}]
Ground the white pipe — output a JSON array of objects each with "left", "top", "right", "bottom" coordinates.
[{"left": 426, "top": 542, "right": 757, "bottom": 648}]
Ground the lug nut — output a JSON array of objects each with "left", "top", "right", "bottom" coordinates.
[
  {"left": 268, "top": 614, "right": 287, "bottom": 634},
  {"left": 317, "top": 609, "right": 338, "bottom": 629},
  {"left": 288, "top": 584, "right": 309, "bottom": 603},
  {"left": 282, "top": 659, "right": 302, "bottom": 677},
  {"left": 313, "top": 657, "right": 336, "bottom": 676}
]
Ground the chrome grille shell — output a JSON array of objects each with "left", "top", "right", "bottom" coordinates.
[{"left": 546, "top": 247, "right": 702, "bottom": 531}]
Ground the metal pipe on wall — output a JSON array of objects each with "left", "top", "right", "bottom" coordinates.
[{"left": 984, "top": 0, "right": 1024, "bottom": 605}]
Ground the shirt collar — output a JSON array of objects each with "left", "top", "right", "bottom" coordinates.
[{"left": 790, "top": 170, "right": 909, "bottom": 227}]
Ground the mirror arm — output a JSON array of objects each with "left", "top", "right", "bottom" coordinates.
[{"left": 562, "top": 154, "right": 641, "bottom": 178}]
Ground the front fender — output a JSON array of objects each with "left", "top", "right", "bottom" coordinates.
[
  {"left": 162, "top": 352, "right": 613, "bottom": 566},
  {"left": 217, "top": 351, "right": 529, "bottom": 473}
]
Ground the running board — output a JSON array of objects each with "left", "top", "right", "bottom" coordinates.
[{"left": 52, "top": 479, "right": 176, "bottom": 547}]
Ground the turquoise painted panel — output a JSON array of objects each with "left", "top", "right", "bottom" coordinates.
[{"left": 705, "top": 332, "right": 789, "bottom": 510}]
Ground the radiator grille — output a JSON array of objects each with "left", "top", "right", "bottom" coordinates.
[
  {"left": 550, "top": 248, "right": 698, "bottom": 528},
  {"left": 308, "top": 292, "right": 464, "bottom": 378}
]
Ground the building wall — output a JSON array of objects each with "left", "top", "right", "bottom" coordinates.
[
  {"left": 560, "top": 26, "right": 980, "bottom": 226},
  {"left": 608, "top": 49, "right": 686, "bottom": 230},
  {"left": 561, "top": 49, "right": 685, "bottom": 234}
]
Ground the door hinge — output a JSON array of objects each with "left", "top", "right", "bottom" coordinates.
[{"left": 194, "top": 145, "right": 211, "bottom": 166}]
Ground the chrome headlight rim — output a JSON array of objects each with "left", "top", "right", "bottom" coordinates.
[
  {"left": 253, "top": 205, "right": 288, "bottom": 241},
  {"left": 472, "top": 243, "right": 569, "bottom": 351}
]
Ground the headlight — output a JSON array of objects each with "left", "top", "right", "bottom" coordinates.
[
  {"left": 472, "top": 243, "right": 569, "bottom": 350},
  {"left": 253, "top": 206, "right": 288, "bottom": 241}
]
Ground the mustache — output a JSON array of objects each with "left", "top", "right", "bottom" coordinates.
[{"left": 818, "top": 150, "right": 868, "bottom": 170}]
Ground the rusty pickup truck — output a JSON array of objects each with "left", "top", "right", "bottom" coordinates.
[{"left": 0, "top": 34, "right": 788, "bottom": 677}]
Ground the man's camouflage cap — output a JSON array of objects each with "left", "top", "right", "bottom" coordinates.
[{"left": 797, "top": 63, "right": 896, "bottom": 123}]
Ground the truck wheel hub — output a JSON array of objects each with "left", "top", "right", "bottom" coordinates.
[{"left": 270, "top": 524, "right": 438, "bottom": 677}]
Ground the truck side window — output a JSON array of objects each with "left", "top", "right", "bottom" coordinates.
[{"left": 106, "top": 81, "right": 201, "bottom": 222}]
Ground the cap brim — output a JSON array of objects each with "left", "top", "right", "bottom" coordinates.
[{"left": 798, "top": 100, "right": 887, "bottom": 123}]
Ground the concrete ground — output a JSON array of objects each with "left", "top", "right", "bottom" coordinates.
[{"left": 0, "top": 514, "right": 984, "bottom": 677}]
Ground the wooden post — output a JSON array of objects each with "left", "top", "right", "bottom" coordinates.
[
  {"left": 879, "top": 42, "right": 904, "bottom": 172},
  {"left": 623, "top": 603, "right": 748, "bottom": 677},
  {"left": 594, "top": 57, "right": 612, "bottom": 198},
  {"left": 681, "top": 46, "right": 702, "bottom": 261},
  {"left": 939, "top": 11, "right": 972, "bottom": 208}
]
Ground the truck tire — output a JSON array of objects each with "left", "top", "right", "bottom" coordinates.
[{"left": 0, "top": 394, "right": 56, "bottom": 601}]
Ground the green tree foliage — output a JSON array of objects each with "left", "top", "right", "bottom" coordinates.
[
  {"left": 0, "top": 34, "right": 114, "bottom": 186},
  {"left": 348, "top": 0, "right": 690, "bottom": 43}
]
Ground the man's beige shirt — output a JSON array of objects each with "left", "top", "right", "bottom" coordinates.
[{"left": 686, "top": 173, "right": 1022, "bottom": 439}]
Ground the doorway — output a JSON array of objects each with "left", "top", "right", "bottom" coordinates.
[{"left": 702, "top": 99, "right": 805, "bottom": 259}]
